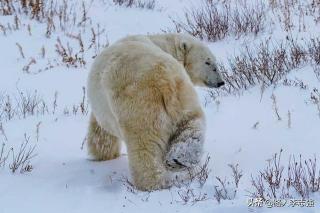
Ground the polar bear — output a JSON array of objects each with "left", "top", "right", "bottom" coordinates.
[{"left": 87, "top": 33, "right": 224, "bottom": 191}]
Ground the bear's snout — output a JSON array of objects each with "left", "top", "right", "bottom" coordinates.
[
  {"left": 217, "top": 81, "right": 225, "bottom": 87},
  {"left": 205, "top": 80, "right": 225, "bottom": 88}
]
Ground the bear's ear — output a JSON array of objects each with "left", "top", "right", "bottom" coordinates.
[
  {"left": 174, "top": 37, "right": 191, "bottom": 63},
  {"left": 179, "top": 40, "right": 190, "bottom": 53},
  {"left": 181, "top": 41, "right": 188, "bottom": 52}
]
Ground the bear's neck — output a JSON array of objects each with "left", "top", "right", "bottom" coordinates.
[{"left": 148, "top": 35, "right": 183, "bottom": 64}]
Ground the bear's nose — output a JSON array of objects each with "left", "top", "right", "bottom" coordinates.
[{"left": 217, "top": 81, "right": 225, "bottom": 87}]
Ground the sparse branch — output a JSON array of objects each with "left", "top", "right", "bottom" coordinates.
[
  {"left": 248, "top": 150, "right": 320, "bottom": 200},
  {"left": 271, "top": 93, "right": 282, "bottom": 121},
  {"left": 9, "top": 133, "right": 37, "bottom": 173}
]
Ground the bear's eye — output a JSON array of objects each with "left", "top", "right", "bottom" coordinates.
[{"left": 205, "top": 62, "right": 211, "bottom": 65}]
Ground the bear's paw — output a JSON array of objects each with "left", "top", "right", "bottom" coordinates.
[{"left": 165, "top": 138, "right": 202, "bottom": 170}]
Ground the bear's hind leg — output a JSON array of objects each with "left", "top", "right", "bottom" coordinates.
[{"left": 87, "top": 114, "right": 121, "bottom": 161}]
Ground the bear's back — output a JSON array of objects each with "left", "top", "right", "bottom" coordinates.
[
  {"left": 99, "top": 38, "right": 183, "bottom": 87},
  {"left": 88, "top": 35, "right": 188, "bottom": 139}
]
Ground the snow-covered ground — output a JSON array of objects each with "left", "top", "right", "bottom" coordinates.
[{"left": 0, "top": 0, "right": 319, "bottom": 212}]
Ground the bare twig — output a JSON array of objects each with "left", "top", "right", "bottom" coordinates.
[
  {"left": 271, "top": 94, "right": 282, "bottom": 121},
  {"left": 9, "top": 133, "right": 37, "bottom": 173}
]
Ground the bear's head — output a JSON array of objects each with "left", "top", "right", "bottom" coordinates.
[{"left": 175, "top": 34, "right": 225, "bottom": 88}]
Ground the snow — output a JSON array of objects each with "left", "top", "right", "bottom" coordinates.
[{"left": 0, "top": 0, "right": 319, "bottom": 212}]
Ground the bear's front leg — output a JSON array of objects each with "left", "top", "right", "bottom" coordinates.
[{"left": 165, "top": 113, "right": 205, "bottom": 170}]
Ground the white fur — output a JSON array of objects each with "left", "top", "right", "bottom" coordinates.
[{"left": 87, "top": 33, "right": 223, "bottom": 191}]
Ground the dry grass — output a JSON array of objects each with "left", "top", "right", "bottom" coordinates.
[
  {"left": 170, "top": 0, "right": 320, "bottom": 41},
  {"left": 214, "top": 163, "right": 243, "bottom": 203},
  {"left": 55, "top": 37, "right": 86, "bottom": 68},
  {"left": 310, "top": 88, "right": 320, "bottom": 118},
  {"left": 172, "top": 157, "right": 243, "bottom": 204},
  {"left": 282, "top": 78, "right": 308, "bottom": 90},
  {"left": 177, "top": 187, "right": 208, "bottom": 205},
  {"left": 0, "top": 88, "right": 88, "bottom": 122},
  {"left": 9, "top": 133, "right": 36, "bottom": 173},
  {"left": 308, "top": 38, "right": 320, "bottom": 65},
  {"left": 113, "top": 0, "right": 156, "bottom": 10},
  {"left": 269, "top": 0, "right": 320, "bottom": 32},
  {"left": 0, "top": 0, "right": 109, "bottom": 73},
  {"left": 0, "top": 122, "right": 8, "bottom": 142},
  {"left": 248, "top": 149, "right": 320, "bottom": 200},
  {"left": 208, "top": 37, "right": 320, "bottom": 97},
  {"left": 0, "top": 90, "right": 47, "bottom": 121},
  {"left": 195, "top": 155, "right": 211, "bottom": 187},
  {"left": 271, "top": 93, "right": 282, "bottom": 121},
  {"left": 170, "top": 0, "right": 266, "bottom": 42},
  {"left": 0, "top": 133, "right": 37, "bottom": 173},
  {"left": 0, "top": 142, "right": 9, "bottom": 168}
]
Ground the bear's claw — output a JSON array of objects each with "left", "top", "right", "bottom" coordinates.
[
  {"left": 165, "top": 141, "right": 202, "bottom": 170},
  {"left": 166, "top": 159, "right": 186, "bottom": 170}
]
